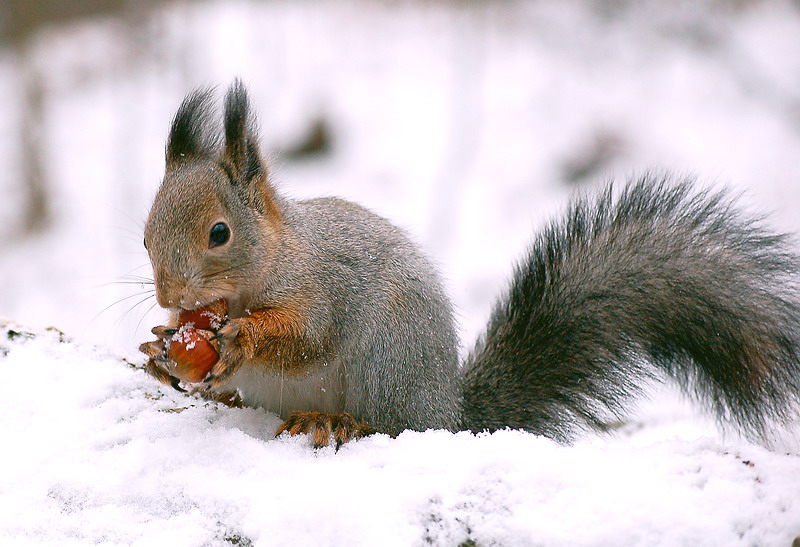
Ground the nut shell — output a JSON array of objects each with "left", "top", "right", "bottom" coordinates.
[
  {"left": 168, "top": 328, "right": 219, "bottom": 383},
  {"left": 177, "top": 300, "right": 228, "bottom": 331}
]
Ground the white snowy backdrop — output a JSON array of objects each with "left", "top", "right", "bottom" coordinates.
[{"left": 1, "top": 1, "right": 800, "bottom": 545}]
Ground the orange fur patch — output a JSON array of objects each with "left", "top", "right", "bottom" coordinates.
[
  {"left": 233, "top": 302, "right": 328, "bottom": 376},
  {"left": 245, "top": 306, "right": 305, "bottom": 339}
]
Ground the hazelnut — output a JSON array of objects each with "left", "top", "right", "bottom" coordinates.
[{"left": 168, "top": 327, "right": 219, "bottom": 383}]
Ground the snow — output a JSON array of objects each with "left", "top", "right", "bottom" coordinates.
[
  {"left": 2, "top": 0, "right": 800, "bottom": 544},
  {"left": 1, "top": 320, "right": 798, "bottom": 546}
]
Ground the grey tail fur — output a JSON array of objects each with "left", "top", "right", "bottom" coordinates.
[{"left": 462, "top": 174, "right": 800, "bottom": 442}]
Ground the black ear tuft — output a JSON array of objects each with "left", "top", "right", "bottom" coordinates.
[
  {"left": 224, "top": 79, "right": 249, "bottom": 159},
  {"left": 166, "top": 87, "right": 217, "bottom": 164},
  {"left": 223, "top": 79, "right": 265, "bottom": 185}
]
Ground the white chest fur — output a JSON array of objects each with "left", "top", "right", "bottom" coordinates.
[{"left": 222, "top": 359, "right": 346, "bottom": 419}]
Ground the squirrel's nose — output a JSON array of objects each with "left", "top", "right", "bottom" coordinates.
[
  {"left": 154, "top": 273, "right": 184, "bottom": 310},
  {"left": 155, "top": 288, "right": 176, "bottom": 310}
]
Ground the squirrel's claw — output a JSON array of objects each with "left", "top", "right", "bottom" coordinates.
[
  {"left": 140, "top": 335, "right": 186, "bottom": 393},
  {"left": 141, "top": 326, "right": 177, "bottom": 362},
  {"left": 203, "top": 362, "right": 236, "bottom": 388},
  {"left": 217, "top": 320, "right": 241, "bottom": 343},
  {"left": 275, "top": 411, "right": 375, "bottom": 450},
  {"left": 151, "top": 325, "right": 177, "bottom": 339},
  {"left": 144, "top": 357, "right": 186, "bottom": 393}
]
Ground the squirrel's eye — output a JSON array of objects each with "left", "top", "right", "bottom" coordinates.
[
  {"left": 209, "top": 222, "right": 230, "bottom": 249},
  {"left": 143, "top": 237, "right": 148, "bottom": 250}
]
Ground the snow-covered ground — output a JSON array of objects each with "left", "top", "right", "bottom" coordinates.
[
  {"left": 1, "top": 320, "right": 798, "bottom": 546},
  {"left": 1, "top": 0, "right": 800, "bottom": 544}
]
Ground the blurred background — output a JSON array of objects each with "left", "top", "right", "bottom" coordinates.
[{"left": 1, "top": 0, "right": 800, "bottom": 354}]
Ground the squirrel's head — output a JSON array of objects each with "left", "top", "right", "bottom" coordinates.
[{"left": 144, "top": 80, "right": 282, "bottom": 311}]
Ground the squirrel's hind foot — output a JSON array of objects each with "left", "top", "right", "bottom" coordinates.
[{"left": 276, "top": 411, "right": 375, "bottom": 449}]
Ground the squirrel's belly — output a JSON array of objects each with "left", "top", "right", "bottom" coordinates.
[{"left": 221, "top": 359, "right": 346, "bottom": 419}]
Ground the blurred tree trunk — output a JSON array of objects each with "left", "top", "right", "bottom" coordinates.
[
  {"left": 19, "top": 59, "right": 48, "bottom": 234},
  {"left": 4, "top": 0, "right": 175, "bottom": 236}
]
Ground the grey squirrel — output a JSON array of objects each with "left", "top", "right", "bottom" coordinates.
[{"left": 140, "top": 80, "right": 800, "bottom": 447}]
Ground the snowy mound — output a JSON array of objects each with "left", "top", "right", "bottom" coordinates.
[{"left": 0, "top": 320, "right": 798, "bottom": 546}]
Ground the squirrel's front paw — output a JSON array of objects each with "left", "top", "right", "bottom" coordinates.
[
  {"left": 206, "top": 318, "right": 250, "bottom": 386},
  {"left": 139, "top": 325, "right": 177, "bottom": 358},
  {"left": 143, "top": 356, "right": 185, "bottom": 392},
  {"left": 139, "top": 339, "right": 165, "bottom": 359},
  {"left": 275, "top": 411, "right": 376, "bottom": 449},
  {"left": 139, "top": 330, "right": 185, "bottom": 392}
]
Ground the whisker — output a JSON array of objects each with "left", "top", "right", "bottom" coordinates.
[
  {"left": 114, "top": 292, "right": 160, "bottom": 334},
  {"left": 204, "top": 264, "right": 252, "bottom": 280},
  {"left": 94, "top": 290, "right": 157, "bottom": 321},
  {"left": 120, "top": 273, "right": 155, "bottom": 281},
  {"left": 129, "top": 263, "right": 154, "bottom": 273},
  {"left": 103, "top": 280, "right": 155, "bottom": 287},
  {"left": 136, "top": 300, "right": 162, "bottom": 336}
]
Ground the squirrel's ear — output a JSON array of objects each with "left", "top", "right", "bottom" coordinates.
[
  {"left": 166, "top": 88, "right": 217, "bottom": 165},
  {"left": 222, "top": 79, "right": 275, "bottom": 215},
  {"left": 222, "top": 80, "right": 267, "bottom": 186}
]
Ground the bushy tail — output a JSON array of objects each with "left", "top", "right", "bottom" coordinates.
[{"left": 462, "top": 174, "right": 800, "bottom": 442}]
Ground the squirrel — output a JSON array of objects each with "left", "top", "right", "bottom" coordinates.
[{"left": 140, "top": 80, "right": 800, "bottom": 448}]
